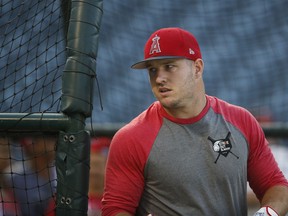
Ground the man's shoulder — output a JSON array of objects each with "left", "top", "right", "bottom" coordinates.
[
  {"left": 208, "top": 95, "right": 249, "bottom": 115},
  {"left": 207, "top": 95, "right": 260, "bottom": 137},
  {"left": 116, "top": 101, "right": 163, "bottom": 136},
  {"left": 111, "top": 102, "right": 163, "bottom": 152}
]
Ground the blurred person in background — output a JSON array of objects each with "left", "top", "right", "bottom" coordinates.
[
  {"left": 9, "top": 134, "right": 57, "bottom": 216},
  {"left": 88, "top": 137, "right": 111, "bottom": 216},
  {"left": 0, "top": 136, "right": 20, "bottom": 216}
]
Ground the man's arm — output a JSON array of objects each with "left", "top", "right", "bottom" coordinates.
[{"left": 259, "top": 185, "right": 288, "bottom": 216}]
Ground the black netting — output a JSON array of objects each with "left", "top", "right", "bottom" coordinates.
[
  {"left": 0, "top": 133, "right": 57, "bottom": 215},
  {"left": 0, "top": 0, "right": 67, "bottom": 113}
]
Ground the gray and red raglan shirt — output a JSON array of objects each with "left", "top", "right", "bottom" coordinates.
[{"left": 102, "top": 95, "right": 288, "bottom": 216}]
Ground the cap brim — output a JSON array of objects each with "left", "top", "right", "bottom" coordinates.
[{"left": 131, "top": 56, "right": 185, "bottom": 69}]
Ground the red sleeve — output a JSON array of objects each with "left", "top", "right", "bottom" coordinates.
[
  {"left": 102, "top": 103, "right": 162, "bottom": 216},
  {"left": 244, "top": 113, "right": 288, "bottom": 200},
  {"left": 209, "top": 96, "right": 288, "bottom": 201}
]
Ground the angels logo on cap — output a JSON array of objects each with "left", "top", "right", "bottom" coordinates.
[
  {"left": 149, "top": 34, "right": 161, "bottom": 54},
  {"left": 131, "top": 27, "right": 202, "bottom": 69}
]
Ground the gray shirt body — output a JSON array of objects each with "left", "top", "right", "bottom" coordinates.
[{"left": 136, "top": 108, "right": 248, "bottom": 215}]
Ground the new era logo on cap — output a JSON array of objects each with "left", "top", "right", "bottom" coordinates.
[
  {"left": 189, "top": 48, "right": 195, "bottom": 55},
  {"left": 131, "top": 27, "right": 202, "bottom": 69}
]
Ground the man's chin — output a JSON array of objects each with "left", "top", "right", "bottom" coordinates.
[{"left": 159, "top": 99, "right": 178, "bottom": 110}]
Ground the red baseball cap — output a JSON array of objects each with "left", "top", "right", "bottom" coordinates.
[{"left": 131, "top": 27, "right": 202, "bottom": 69}]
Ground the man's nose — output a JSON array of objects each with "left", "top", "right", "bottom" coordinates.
[{"left": 155, "top": 68, "right": 167, "bottom": 84}]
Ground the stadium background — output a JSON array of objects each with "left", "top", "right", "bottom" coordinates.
[
  {"left": 93, "top": 0, "right": 288, "bottom": 124},
  {"left": 1, "top": 0, "right": 287, "bottom": 124}
]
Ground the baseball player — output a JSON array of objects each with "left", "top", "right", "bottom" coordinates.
[{"left": 101, "top": 27, "right": 288, "bottom": 215}]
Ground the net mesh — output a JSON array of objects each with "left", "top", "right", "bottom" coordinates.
[
  {"left": 0, "top": 0, "right": 66, "bottom": 113},
  {"left": 0, "top": 0, "right": 68, "bottom": 215},
  {"left": 0, "top": 133, "right": 57, "bottom": 215}
]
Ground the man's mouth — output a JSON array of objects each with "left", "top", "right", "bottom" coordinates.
[{"left": 159, "top": 87, "right": 171, "bottom": 95}]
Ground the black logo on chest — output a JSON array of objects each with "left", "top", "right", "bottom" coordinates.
[{"left": 208, "top": 132, "right": 239, "bottom": 163}]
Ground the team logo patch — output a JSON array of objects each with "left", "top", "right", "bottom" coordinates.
[
  {"left": 149, "top": 34, "right": 161, "bottom": 55},
  {"left": 208, "top": 132, "right": 239, "bottom": 163}
]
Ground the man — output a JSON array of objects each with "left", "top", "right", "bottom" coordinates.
[
  {"left": 0, "top": 136, "right": 20, "bottom": 215},
  {"left": 13, "top": 135, "right": 57, "bottom": 216},
  {"left": 102, "top": 27, "right": 288, "bottom": 215}
]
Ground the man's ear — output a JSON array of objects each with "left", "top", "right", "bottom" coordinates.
[{"left": 195, "top": 58, "right": 204, "bottom": 77}]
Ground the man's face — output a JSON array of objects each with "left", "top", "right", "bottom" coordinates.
[{"left": 147, "top": 58, "right": 201, "bottom": 111}]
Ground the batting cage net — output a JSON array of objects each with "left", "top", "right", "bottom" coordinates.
[
  {"left": 0, "top": 0, "right": 67, "bottom": 113},
  {"left": 0, "top": 133, "right": 57, "bottom": 215},
  {"left": 1, "top": 0, "right": 288, "bottom": 215},
  {"left": 1, "top": 0, "right": 68, "bottom": 215}
]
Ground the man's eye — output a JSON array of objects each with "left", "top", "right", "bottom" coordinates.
[
  {"left": 148, "top": 68, "right": 157, "bottom": 73},
  {"left": 165, "top": 64, "right": 174, "bottom": 70}
]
